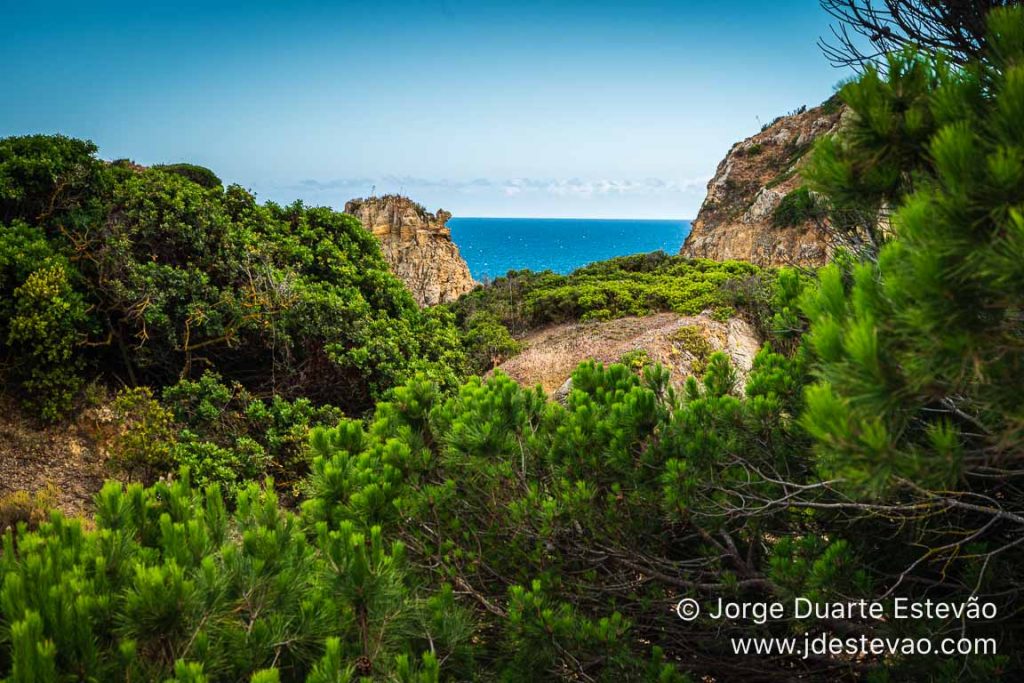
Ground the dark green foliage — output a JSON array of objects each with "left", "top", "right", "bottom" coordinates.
[
  {"left": 0, "top": 136, "right": 466, "bottom": 419},
  {"left": 819, "top": 93, "right": 843, "bottom": 115},
  {"left": 0, "top": 135, "right": 108, "bottom": 230},
  {"left": 288, "top": 352, "right": 813, "bottom": 680},
  {"left": 805, "top": 48, "right": 962, "bottom": 253},
  {"left": 6, "top": 8, "right": 1024, "bottom": 682},
  {"left": 802, "top": 6, "right": 1024, "bottom": 495},
  {"left": 771, "top": 186, "right": 823, "bottom": 227},
  {"left": 152, "top": 163, "right": 223, "bottom": 189},
  {"left": 793, "top": 8, "right": 1024, "bottom": 678},
  {"left": 110, "top": 372, "right": 344, "bottom": 489},
  {"left": 462, "top": 311, "right": 522, "bottom": 373}
]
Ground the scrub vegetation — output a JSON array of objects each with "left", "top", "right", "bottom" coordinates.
[{"left": 1, "top": 6, "right": 1023, "bottom": 682}]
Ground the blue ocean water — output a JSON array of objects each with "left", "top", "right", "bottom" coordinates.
[{"left": 447, "top": 218, "right": 692, "bottom": 281}]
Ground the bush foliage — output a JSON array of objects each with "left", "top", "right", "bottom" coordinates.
[
  {"left": 449, "top": 252, "right": 767, "bottom": 371},
  {"left": 2, "top": 6, "right": 1024, "bottom": 682},
  {"left": 0, "top": 138, "right": 465, "bottom": 420}
]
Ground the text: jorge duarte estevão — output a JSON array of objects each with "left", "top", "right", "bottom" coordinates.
[{"left": 675, "top": 596, "right": 998, "bottom": 625}]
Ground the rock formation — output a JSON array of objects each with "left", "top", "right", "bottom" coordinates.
[
  {"left": 680, "top": 99, "right": 845, "bottom": 267},
  {"left": 344, "top": 195, "right": 476, "bottom": 306}
]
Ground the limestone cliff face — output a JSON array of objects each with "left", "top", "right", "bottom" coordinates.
[
  {"left": 344, "top": 195, "right": 476, "bottom": 306},
  {"left": 680, "top": 100, "right": 845, "bottom": 267}
]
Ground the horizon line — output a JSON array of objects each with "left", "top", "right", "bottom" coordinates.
[{"left": 450, "top": 216, "right": 694, "bottom": 222}]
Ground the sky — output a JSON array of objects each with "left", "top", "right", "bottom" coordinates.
[{"left": 1, "top": 1, "right": 853, "bottom": 218}]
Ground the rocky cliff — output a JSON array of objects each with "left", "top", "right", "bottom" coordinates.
[
  {"left": 680, "top": 99, "right": 845, "bottom": 267},
  {"left": 344, "top": 195, "right": 476, "bottom": 306}
]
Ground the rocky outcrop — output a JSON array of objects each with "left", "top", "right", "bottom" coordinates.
[
  {"left": 344, "top": 195, "right": 476, "bottom": 306},
  {"left": 681, "top": 99, "right": 845, "bottom": 267}
]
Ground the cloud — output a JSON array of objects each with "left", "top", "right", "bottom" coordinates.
[{"left": 291, "top": 175, "right": 706, "bottom": 199}]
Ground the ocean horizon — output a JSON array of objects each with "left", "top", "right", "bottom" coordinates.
[{"left": 448, "top": 217, "right": 692, "bottom": 281}]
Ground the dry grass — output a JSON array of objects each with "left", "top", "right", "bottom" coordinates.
[{"left": 494, "top": 311, "right": 761, "bottom": 394}]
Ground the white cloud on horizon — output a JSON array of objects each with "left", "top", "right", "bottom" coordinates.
[
  {"left": 270, "top": 174, "right": 710, "bottom": 219},
  {"left": 291, "top": 175, "right": 708, "bottom": 199}
]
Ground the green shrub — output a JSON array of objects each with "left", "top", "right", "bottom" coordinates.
[
  {"left": 617, "top": 348, "right": 652, "bottom": 372},
  {"left": 670, "top": 325, "right": 715, "bottom": 375},
  {"left": 451, "top": 253, "right": 762, "bottom": 337},
  {"left": 0, "top": 134, "right": 109, "bottom": 230},
  {"left": 0, "top": 136, "right": 467, "bottom": 420},
  {"left": 0, "top": 471, "right": 474, "bottom": 681},
  {"left": 771, "top": 186, "right": 821, "bottom": 227},
  {"left": 152, "top": 163, "right": 223, "bottom": 188},
  {"left": 463, "top": 311, "right": 521, "bottom": 373},
  {"left": 171, "top": 432, "right": 268, "bottom": 489},
  {"left": 109, "top": 386, "right": 178, "bottom": 482},
  {"left": 6, "top": 262, "right": 87, "bottom": 419}
]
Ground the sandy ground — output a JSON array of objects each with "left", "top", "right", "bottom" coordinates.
[
  {"left": 494, "top": 311, "right": 761, "bottom": 395},
  {"left": 0, "top": 396, "right": 112, "bottom": 519}
]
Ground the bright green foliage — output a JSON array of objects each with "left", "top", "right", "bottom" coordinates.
[
  {"left": 762, "top": 266, "right": 812, "bottom": 349},
  {"left": 801, "top": 8, "right": 1024, "bottom": 495},
  {"left": 8, "top": 611, "right": 56, "bottom": 683},
  {"left": 0, "top": 471, "right": 469, "bottom": 682},
  {"left": 450, "top": 251, "right": 763, "bottom": 335}
]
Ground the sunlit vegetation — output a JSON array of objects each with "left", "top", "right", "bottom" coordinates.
[{"left": 1, "top": 6, "right": 1024, "bottom": 681}]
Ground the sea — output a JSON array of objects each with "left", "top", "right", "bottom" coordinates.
[{"left": 447, "top": 217, "right": 692, "bottom": 281}]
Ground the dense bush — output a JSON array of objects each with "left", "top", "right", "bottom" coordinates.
[
  {"left": 110, "top": 372, "right": 345, "bottom": 490},
  {"left": 455, "top": 252, "right": 759, "bottom": 327},
  {"left": 152, "top": 163, "right": 223, "bottom": 189},
  {"left": 3, "top": 7, "right": 1024, "bottom": 682},
  {"left": 0, "top": 472, "right": 470, "bottom": 682},
  {"left": 461, "top": 312, "right": 522, "bottom": 372},
  {"left": 0, "top": 138, "right": 466, "bottom": 419}
]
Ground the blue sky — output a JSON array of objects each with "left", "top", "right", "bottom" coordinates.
[{"left": 1, "top": 1, "right": 852, "bottom": 218}]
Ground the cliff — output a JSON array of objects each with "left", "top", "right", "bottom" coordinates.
[
  {"left": 680, "top": 99, "right": 845, "bottom": 267},
  {"left": 344, "top": 195, "right": 476, "bottom": 306}
]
